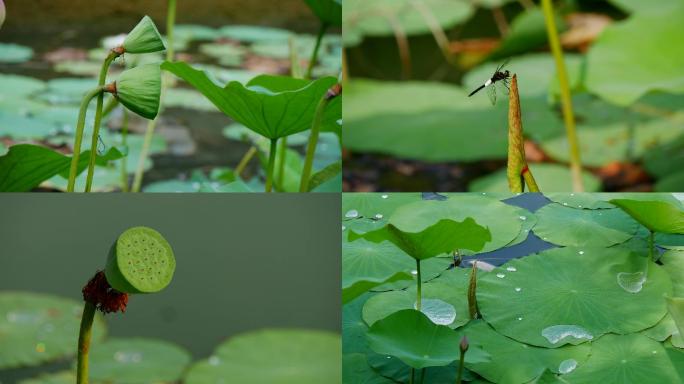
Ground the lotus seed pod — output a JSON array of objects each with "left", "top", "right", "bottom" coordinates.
[
  {"left": 109, "top": 64, "right": 161, "bottom": 120},
  {"left": 123, "top": 15, "right": 165, "bottom": 54},
  {"left": 105, "top": 226, "right": 175, "bottom": 294}
]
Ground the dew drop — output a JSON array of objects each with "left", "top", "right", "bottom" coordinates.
[
  {"left": 411, "top": 270, "right": 418, "bottom": 275},
  {"left": 570, "top": 193, "right": 575, "bottom": 196},
  {"left": 114, "top": 351, "right": 143, "bottom": 364},
  {"left": 617, "top": 272, "right": 646, "bottom": 293},
  {"left": 541, "top": 325, "right": 593, "bottom": 344},
  {"left": 496, "top": 273, "right": 505, "bottom": 278},
  {"left": 563, "top": 202, "right": 568, "bottom": 206},
  {"left": 517, "top": 316, "right": 523, "bottom": 321},
  {"left": 519, "top": 216, "right": 527, "bottom": 221},
  {"left": 578, "top": 205, "right": 583, "bottom": 208},
  {"left": 209, "top": 356, "right": 221, "bottom": 365},
  {"left": 559, "top": 359, "right": 578, "bottom": 374},
  {"left": 506, "top": 266, "right": 517, "bottom": 272},
  {"left": 652, "top": 350, "right": 658, "bottom": 354},
  {"left": 381, "top": 194, "right": 389, "bottom": 199},
  {"left": 345, "top": 209, "right": 359, "bottom": 219},
  {"left": 578, "top": 250, "right": 585, "bottom": 255},
  {"left": 621, "top": 359, "right": 627, "bottom": 364},
  {"left": 342, "top": 225, "right": 346, "bottom": 231},
  {"left": 374, "top": 213, "right": 383, "bottom": 219},
  {"left": 515, "top": 287, "right": 522, "bottom": 292}
]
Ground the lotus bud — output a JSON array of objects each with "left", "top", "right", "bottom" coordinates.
[
  {"left": 122, "top": 15, "right": 165, "bottom": 54},
  {"left": 105, "top": 64, "right": 162, "bottom": 120},
  {"left": 0, "top": 0, "right": 5, "bottom": 29},
  {"left": 460, "top": 336, "right": 469, "bottom": 353}
]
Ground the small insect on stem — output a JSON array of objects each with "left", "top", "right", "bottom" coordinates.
[{"left": 468, "top": 58, "right": 511, "bottom": 105}]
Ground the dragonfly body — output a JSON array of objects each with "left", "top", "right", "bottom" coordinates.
[{"left": 468, "top": 59, "right": 511, "bottom": 105}]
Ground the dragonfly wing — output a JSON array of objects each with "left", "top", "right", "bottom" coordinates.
[{"left": 486, "top": 83, "right": 497, "bottom": 105}]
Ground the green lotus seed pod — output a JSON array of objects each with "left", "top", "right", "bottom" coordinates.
[
  {"left": 105, "top": 226, "right": 175, "bottom": 294},
  {"left": 123, "top": 15, "right": 165, "bottom": 54},
  {"left": 111, "top": 64, "right": 162, "bottom": 120}
]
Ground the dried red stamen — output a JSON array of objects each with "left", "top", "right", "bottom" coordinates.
[
  {"left": 325, "top": 83, "right": 342, "bottom": 101},
  {"left": 82, "top": 271, "right": 128, "bottom": 314},
  {"left": 103, "top": 82, "right": 117, "bottom": 95}
]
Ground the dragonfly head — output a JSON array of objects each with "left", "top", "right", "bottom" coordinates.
[{"left": 503, "top": 70, "right": 510, "bottom": 77}]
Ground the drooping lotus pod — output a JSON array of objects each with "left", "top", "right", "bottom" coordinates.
[
  {"left": 107, "top": 64, "right": 162, "bottom": 120},
  {"left": 105, "top": 226, "right": 175, "bottom": 294},
  {"left": 123, "top": 15, "right": 165, "bottom": 54}
]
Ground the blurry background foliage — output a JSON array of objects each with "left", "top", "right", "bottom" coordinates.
[{"left": 342, "top": 0, "right": 684, "bottom": 193}]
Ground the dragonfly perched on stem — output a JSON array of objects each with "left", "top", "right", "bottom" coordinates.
[{"left": 468, "top": 59, "right": 511, "bottom": 105}]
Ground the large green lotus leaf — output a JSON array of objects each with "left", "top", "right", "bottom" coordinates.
[
  {"left": 174, "top": 24, "right": 221, "bottom": 42},
  {"left": 164, "top": 88, "right": 221, "bottom": 111},
  {"left": 562, "top": 333, "right": 684, "bottom": 382},
  {"left": 540, "top": 117, "right": 684, "bottom": 167},
  {"left": 362, "top": 272, "right": 470, "bottom": 328},
  {"left": 533, "top": 204, "right": 639, "bottom": 247},
  {"left": 643, "top": 133, "right": 684, "bottom": 179},
  {"left": 342, "top": 192, "right": 422, "bottom": 221},
  {"left": 199, "top": 42, "right": 246, "bottom": 65},
  {"left": 610, "top": 199, "right": 684, "bottom": 234},
  {"left": 343, "top": 353, "right": 394, "bottom": 384},
  {"left": 0, "top": 74, "right": 45, "bottom": 99},
  {"left": 505, "top": 206, "right": 537, "bottom": 247},
  {"left": 643, "top": 315, "right": 684, "bottom": 348},
  {"left": 342, "top": 239, "right": 414, "bottom": 304},
  {"left": 162, "top": 61, "right": 339, "bottom": 139},
  {"left": 656, "top": 172, "right": 684, "bottom": 192},
  {"left": 662, "top": 250, "right": 684, "bottom": 295},
  {"left": 457, "top": 320, "right": 590, "bottom": 383},
  {"left": 40, "top": 78, "right": 97, "bottom": 105},
  {"left": 0, "top": 144, "right": 125, "bottom": 192},
  {"left": 305, "top": 0, "right": 342, "bottom": 26},
  {"left": 487, "top": 8, "right": 564, "bottom": 62},
  {"left": 54, "top": 60, "right": 104, "bottom": 77},
  {"left": 88, "top": 338, "right": 191, "bottom": 383},
  {"left": 366, "top": 352, "right": 475, "bottom": 383},
  {"left": 351, "top": 200, "right": 492, "bottom": 260},
  {"left": 545, "top": 193, "right": 614, "bottom": 210},
  {"left": 219, "top": 25, "right": 293, "bottom": 43},
  {"left": 478, "top": 247, "right": 672, "bottom": 348},
  {"left": 655, "top": 233, "right": 684, "bottom": 250},
  {"left": 343, "top": 294, "right": 372, "bottom": 355},
  {"left": 184, "top": 329, "right": 341, "bottom": 384},
  {"left": 343, "top": 0, "right": 474, "bottom": 46},
  {"left": 0, "top": 292, "right": 106, "bottom": 369},
  {"left": 18, "top": 371, "right": 76, "bottom": 384},
  {"left": 0, "top": 43, "right": 34, "bottom": 63},
  {"left": 585, "top": 4, "right": 684, "bottom": 106},
  {"left": 469, "top": 163, "right": 602, "bottom": 192},
  {"left": 373, "top": 257, "right": 453, "bottom": 292},
  {"left": 608, "top": 0, "right": 683, "bottom": 13},
  {"left": 667, "top": 297, "right": 684, "bottom": 343},
  {"left": 367, "top": 309, "right": 489, "bottom": 369}
]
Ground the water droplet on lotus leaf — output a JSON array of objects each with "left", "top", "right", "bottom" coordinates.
[
  {"left": 413, "top": 298, "right": 456, "bottom": 326},
  {"left": 617, "top": 271, "right": 646, "bottom": 293},
  {"left": 496, "top": 273, "right": 505, "bottom": 278},
  {"left": 345, "top": 209, "right": 359, "bottom": 219},
  {"left": 506, "top": 266, "right": 517, "bottom": 272},
  {"left": 381, "top": 194, "right": 388, "bottom": 199},
  {"left": 559, "top": 358, "right": 578, "bottom": 374},
  {"left": 541, "top": 325, "right": 593, "bottom": 345}
]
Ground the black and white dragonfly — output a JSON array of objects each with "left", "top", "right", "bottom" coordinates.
[{"left": 468, "top": 59, "right": 511, "bottom": 105}]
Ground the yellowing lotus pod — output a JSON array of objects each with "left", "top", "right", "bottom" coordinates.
[
  {"left": 123, "top": 15, "right": 165, "bottom": 54},
  {"left": 110, "top": 64, "right": 162, "bottom": 120}
]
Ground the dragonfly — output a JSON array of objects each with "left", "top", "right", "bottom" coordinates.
[{"left": 468, "top": 59, "right": 511, "bottom": 105}]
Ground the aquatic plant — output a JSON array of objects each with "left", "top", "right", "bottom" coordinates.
[{"left": 76, "top": 226, "right": 175, "bottom": 384}]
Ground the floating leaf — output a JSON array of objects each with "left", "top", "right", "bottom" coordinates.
[
  {"left": 0, "top": 43, "right": 33, "bottom": 63},
  {"left": 545, "top": 193, "right": 614, "bottom": 209},
  {"left": 457, "top": 320, "right": 590, "bottom": 383},
  {"left": 18, "top": 371, "right": 76, "bottom": 384},
  {"left": 367, "top": 309, "right": 488, "bottom": 369},
  {"left": 610, "top": 199, "right": 684, "bottom": 234},
  {"left": 162, "top": 61, "right": 339, "bottom": 139},
  {"left": 89, "top": 338, "right": 191, "bottom": 383},
  {"left": 219, "top": 25, "right": 293, "bottom": 43},
  {"left": 343, "top": 353, "right": 393, "bottom": 384},
  {"left": 342, "top": 193, "right": 421, "bottom": 222},
  {"left": 0, "top": 292, "right": 106, "bottom": 369},
  {"left": 562, "top": 334, "right": 684, "bottom": 382},
  {"left": 533, "top": 204, "right": 639, "bottom": 247},
  {"left": 184, "top": 329, "right": 341, "bottom": 384},
  {"left": 342, "top": 239, "right": 414, "bottom": 304},
  {"left": 478, "top": 247, "right": 672, "bottom": 348},
  {"left": 0, "top": 74, "right": 45, "bottom": 99}
]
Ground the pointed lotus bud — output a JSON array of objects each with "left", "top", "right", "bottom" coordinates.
[
  {"left": 460, "top": 336, "right": 469, "bottom": 353},
  {"left": 123, "top": 15, "right": 165, "bottom": 54},
  {"left": 106, "top": 64, "right": 161, "bottom": 120}
]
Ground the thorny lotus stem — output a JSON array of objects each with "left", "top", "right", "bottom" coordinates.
[
  {"left": 85, "top": 50, "right": 121, "bottom": 192},
  {"left": 410, "top": 368, "right": 415, "bottom": 384},
  {"left": 411, "top": 0, "right": 457, "bottom": 66},
  {"left": 67, "top": 86, "right": 105, "bottom": 192},
  {"left": 507, "top": 75, "right": 539, "bottom": 193},
  {"left": 265, "top": 138, "right": 278, "bottom": 192},
  {"left": 299, "top": 84, "right": 341, "bottom": 192},
  {"left": 306, "top": 22, "right": 328, "bottom": 79},
  {"left": 419, "top": 368, "right": 426, "bottom": 384},
  {"left": 120, "top": 110, "right": 129, "bottom": 192},
  {"left": 76, "top": 302, "right": 95, "bottom": 384},
  {"left": 131, "top": 0, "right": 176, "bottom": 192},
  {"left": 386, "top": 11, "right": 411, "bottom": 79},
  {"left": 415, "top": 259, "right": 422, "bottom": 311},
  {"left": 235, "top": 146, "right": 257, "bottom": 177},
  {"left": 541, "top": 0, "right": 584, "bottom": 192},
  {"left": 649, "top": 230, "right": 655, "bottom": 262}
]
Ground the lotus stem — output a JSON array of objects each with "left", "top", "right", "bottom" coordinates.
[
  {"left": 419, "top": 368, "right": 426, "bottom": 384},
  {"left": 131, "top": 0, "right": 176, "bottom": 192},
  {"left": 265, "top": 138, "right": 278, "bottom": 192},
  {"left": 410, "top": 368, "right": 415, "bottom": 384},
  {"left": 235, "top": 146, "right": 257, "bottom": 177},
  {"left": 540, "top": 0, "right": 583, "bottom": 192},
  {"left": 649, "top": 230, "right": 655, "bottom": 262},
  {"left": 120, "top": 110, "right": 129, "bottom": 192},
  {"left": 306, "top": 22, "right": 328, "bottom": 79},
  {"left": 67, "top": 86, "right": 105, "bottom": 192},
  {"left": 277, "top": 137, "right": 287, "bottom": 191},
  {"left": 467, "top": 262, "right": 478, "bottom": 319},
  {"left": 507, "top": 74, "right": 539, "bottom": 193},
  {"left": 416, "top": 259, "right": 422, "bottom": 311},
  {"left": 76, "top": 302, "right": 96, "bottom": 384},
  {"left": 386, "top": 12, "right": 411, "bottom": 79},
  {"left": 85, "top": 50, "right": 120, "bottom": 192},
  {"left": 299, "top": 95, "right": 327, "bottom": 192}
]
